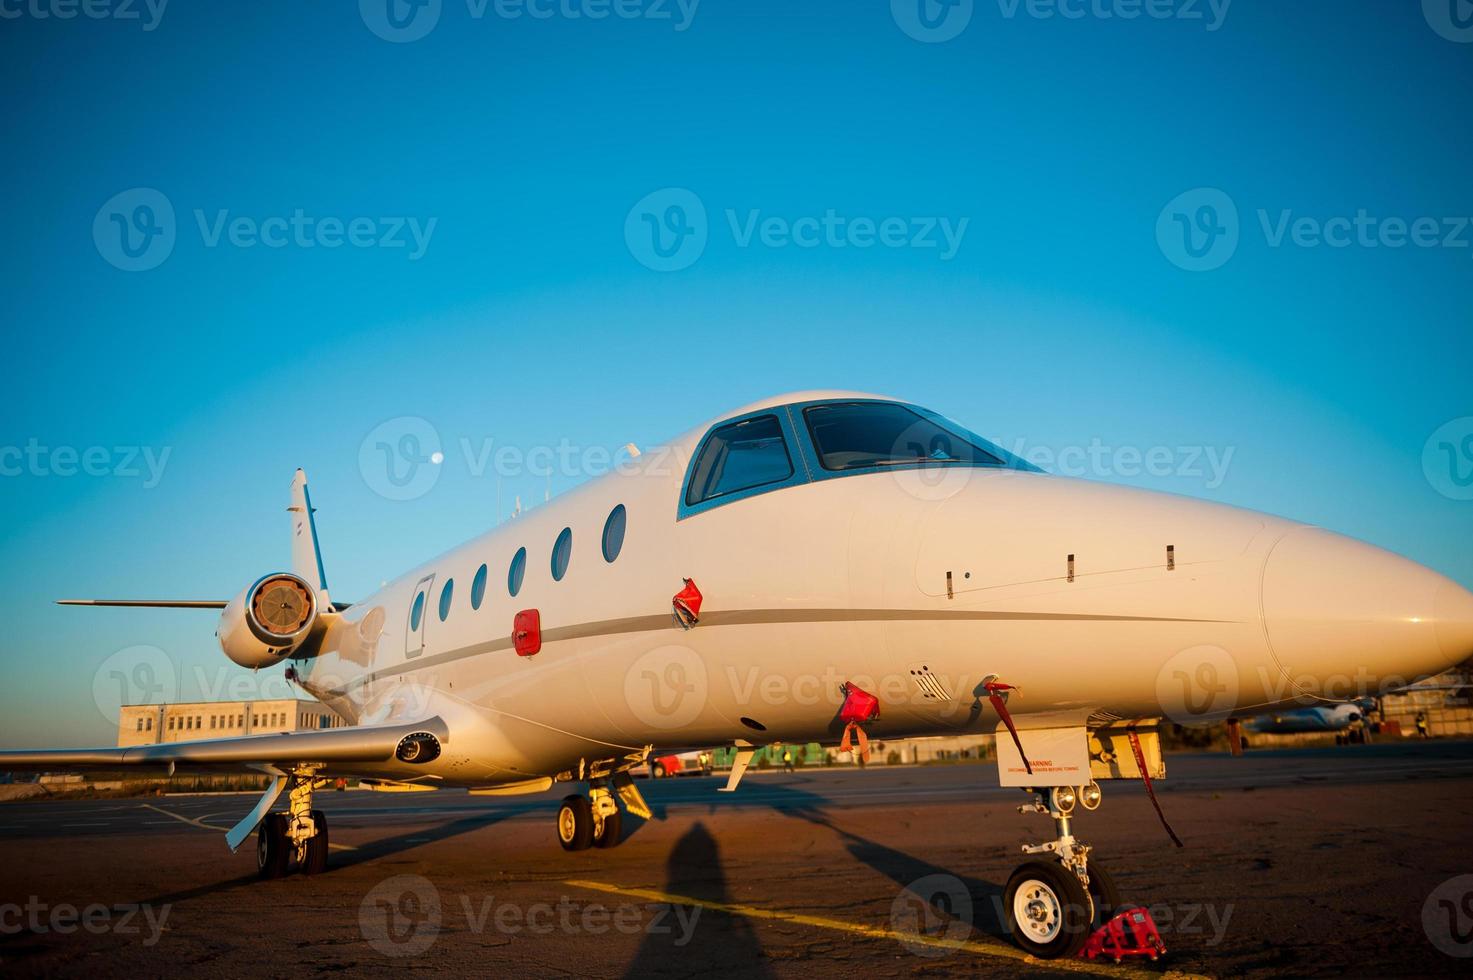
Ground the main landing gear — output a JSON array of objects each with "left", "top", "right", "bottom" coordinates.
[
  {"left": 1004, "top": 783, "right": 1119, "bottom": 959},
  {"left": 556, "top": 771, "right": 650, "bottom": 852},
  {"left": 257, "top": 767, "right": 331, "bottom": 879}
]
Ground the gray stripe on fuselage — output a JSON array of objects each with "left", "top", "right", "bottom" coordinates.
[{"left": 321, "top": 607, "right": 1234, "bottom": 698}]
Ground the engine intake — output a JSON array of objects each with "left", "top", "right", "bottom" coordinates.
[{"left": 217, "top": 572, "right": 320, "bottom": 669}]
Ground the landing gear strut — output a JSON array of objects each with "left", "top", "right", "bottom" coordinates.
[
  {"left": 1004, "top": 783, "right": 1118, "bottom": 959},
  {"left": 256, "top": 766, "right": 330, "bottom": 879}
]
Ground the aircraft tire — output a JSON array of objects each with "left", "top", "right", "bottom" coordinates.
[
  {"left": 557, "top": 795, "right": 593, "bottom": 851},
  {"left": 1004, "top": 860, "right": 1092, "bottom": 959},
  {"left": 593, "top": 809, "right": 623, "bottom": 849},
  {"left": 302, "top": 810, "right": 329, "bottom": 875},
  {"left": 256, "top": 813, "right": 291, "bottom": 880}
]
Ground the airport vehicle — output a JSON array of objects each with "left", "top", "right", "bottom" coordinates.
[
  {"left": 1244, "top": 700, "right": 1375, "bottom": 736},
  {"left": 3, "top": 391, "right": 1471, "bottom": 958}
]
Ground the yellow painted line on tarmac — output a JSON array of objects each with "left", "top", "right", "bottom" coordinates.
[
  {"left": 138, "top": 803, "right": 356, "bottom": 851},
  {"left": 562, "top": 878, "right": 1167, "bottom": 979}
]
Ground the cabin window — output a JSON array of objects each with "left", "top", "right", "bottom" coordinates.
[
  {"left": 410, "top": 591, "right": 425, "bottom": 631},
  {"left": 438, "top": 579, "right": 454, "bottom": 621},
  {"left": 602, "top": 505, "right": 627, "bottom": 563},
  {"left": 551, "top": 527, "right": 573, "bottom": 582},
  {"left": 508, "top": 547, "right": 527, "bottom": 597},
  {"left": 685, "top": 414, "right": 794, "bottom": 506},
  {"left": 471, "top": 563, "right": 488, "bottom": 610},
  {"left": 802, "top": 401, "right": 1003, "bottom": 471}
]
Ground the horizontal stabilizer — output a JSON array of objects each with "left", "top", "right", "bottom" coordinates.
[{"left": 57, "top": 599, "right": 228, "bottom": 608}]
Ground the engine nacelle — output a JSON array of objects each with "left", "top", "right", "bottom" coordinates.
[{"left": 217, "top": 572, "right": 320, "bottom": 669}]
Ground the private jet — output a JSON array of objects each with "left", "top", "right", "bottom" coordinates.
[{"left": 3, "top": 391, "right": 1471, "bottom": 959}]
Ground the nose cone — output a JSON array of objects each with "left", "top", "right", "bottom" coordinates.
[{"left": 1261, "top": 528, "right": 1465, "bottom": 694}]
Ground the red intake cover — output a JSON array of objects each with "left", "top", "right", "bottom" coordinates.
[
  {"left": 839, "top": 683, "right": 880, "bottom": 725},
  {"left": 513, "top": 609, "right": 541, "bottom": 657}
]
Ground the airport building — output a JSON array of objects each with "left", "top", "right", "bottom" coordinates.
[
  {"left": 1379, "top": 668, "right": 1473, "bottom": 736},
  {"left": 117, "top": 699, "right": 348, "bottom": 747}
]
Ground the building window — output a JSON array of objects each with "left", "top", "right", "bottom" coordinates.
[
  {"left": 508, "top": 547, "right": 527, "bottom": 597},
  {"left": 551, "top": 527, "right": 573, "bottom": 582},
  {"left": 439, "top": 579, "right": 454, "bottom": 622},
  {"left": 146, "top": 717, "right": 153, "bottom": 731},
  {"left": 136, "top": 718, "right": 144, "bottom": 732},
  {"left": 471, "top": 563, "right": 488, "bottom": 610},
  {"left": 602, "top": 504, "right": 627, "bottom": 563}
]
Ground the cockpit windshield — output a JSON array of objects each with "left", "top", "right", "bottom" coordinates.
[{"left": 802, "top": 401, "right": 1015, "bottom": 472}]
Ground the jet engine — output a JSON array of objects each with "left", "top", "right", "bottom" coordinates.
[{"left": 217, "top": 572, "right": 320, "bottom": 669}]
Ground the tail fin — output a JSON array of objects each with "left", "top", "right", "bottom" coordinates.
[{"left": 290, "top": 469, "right": 330, "bottom": 606}]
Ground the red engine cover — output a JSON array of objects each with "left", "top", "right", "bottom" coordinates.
[{"left": 513, "top": 609, "right": 541, "bottom": 657}]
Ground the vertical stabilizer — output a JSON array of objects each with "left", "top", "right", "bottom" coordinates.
[{"left": 289, "top": 469, "right": 330, "bottom": 606}]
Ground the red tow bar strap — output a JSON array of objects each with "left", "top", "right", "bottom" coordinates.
[
  {"left": 1127, "top": 728, "right": 1183, "bottom": 848},
  {"left": 984, "top": 682, "right": 1031, "bottom": 776},
  {"left": 838, "top": 722, "right": 871, "bottom": 763}
]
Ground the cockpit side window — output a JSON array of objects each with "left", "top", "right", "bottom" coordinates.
[
  {"left": 802, "top": 401, "right": 1004, "bottom": 471},
  {"left": 685, "top": 414, "right": 795, "bottom": 507}
]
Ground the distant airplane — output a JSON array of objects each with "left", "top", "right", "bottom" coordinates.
[{"left": 4, "top": 391, "right": 1471, "bottom": 959}]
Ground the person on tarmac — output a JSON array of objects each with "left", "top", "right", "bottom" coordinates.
[{"left": 782, "top": 748, "right": 794, "bottom": 773}]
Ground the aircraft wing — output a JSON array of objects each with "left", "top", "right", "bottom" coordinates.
[{"left": 0, "top": 717, "right": 447, "bottom": 775}]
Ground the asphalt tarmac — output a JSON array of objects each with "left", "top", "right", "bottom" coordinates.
[{"left": 2, "top": 742, "right": 1472, "bottom": 977}]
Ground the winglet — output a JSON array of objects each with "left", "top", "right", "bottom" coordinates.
[{"left": 290, "top": 469, "right": 330, "bottom": 605}]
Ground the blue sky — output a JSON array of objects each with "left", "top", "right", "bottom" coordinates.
[{"left": 2, "top": 0, "right": 1470, "bottom": 747}]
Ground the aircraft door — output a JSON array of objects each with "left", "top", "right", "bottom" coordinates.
[{"left": 405, "top": 574, "right": 435, "bottom": 658}]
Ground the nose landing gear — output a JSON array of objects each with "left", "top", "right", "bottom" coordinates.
[{"left": 1003, "top": 784, "right": 1119, "bottom": 959}]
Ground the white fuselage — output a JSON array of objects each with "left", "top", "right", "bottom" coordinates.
[{"left": 289, "top": 391, "right": 1473, "bottom": 788}]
